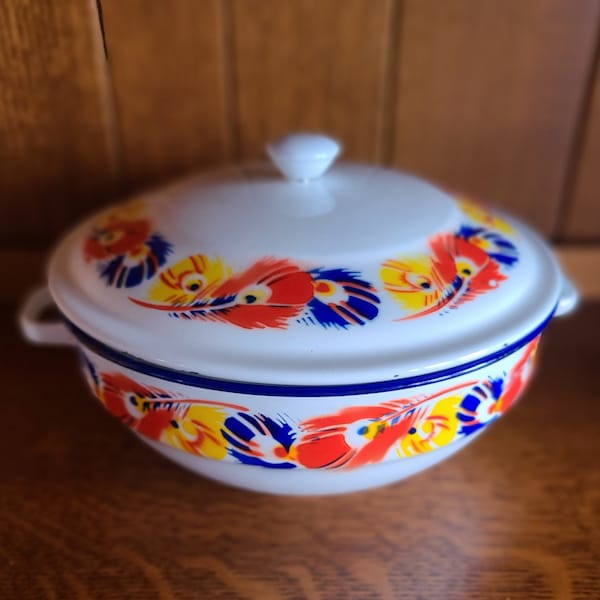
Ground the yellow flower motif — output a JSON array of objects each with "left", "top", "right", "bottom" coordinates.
[
  {"left": 95, "top": 199, "right": 147, "bottom": 228},
  {"left": 161, "top": 405, "right": 228, "bottom": 460},
  {"left": 458, "top": 199, "right": 514, "bottom": 235},
  {"left": 397, "top": 395, "right": 461, "bottom": 458},
  {"left": 380, "top": 255, "right": 443, "bottom": 313},
  {"left": 148, "top": 254, "right": 233, "bottom": 307}
]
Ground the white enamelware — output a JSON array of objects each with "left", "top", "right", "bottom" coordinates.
[{"left": 19, "top": 133, "right": 578, "bottom": 495}]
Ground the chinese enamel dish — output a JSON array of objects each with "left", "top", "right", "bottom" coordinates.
[{"left": 19, "top": 134, "right": 578, "bottom": 495}]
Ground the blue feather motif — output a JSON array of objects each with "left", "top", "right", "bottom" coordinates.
[
  {"left": 222, "top": 413, "right": 297, "bottom": 469},
  {"left": 457, "top": 377, "right": 505, "bottom": 435},
  {"left": 456, "top": 225, "right": 519, "bottom": 268},
  {"left": 303, "top": 268, "right": 380, "bottom": 329},
  {"left": 100, "top": 233, "right": 172, "bottom": 288}
]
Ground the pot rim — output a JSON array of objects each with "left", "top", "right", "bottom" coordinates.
[{"left": 68, "top": 307, "right": 554, "bottom": 398}]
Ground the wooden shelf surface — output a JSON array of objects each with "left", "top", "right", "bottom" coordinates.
[{"left": 1, "top": 302, "right": 599, "bottom": 599}]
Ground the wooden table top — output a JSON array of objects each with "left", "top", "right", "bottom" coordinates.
[{"left": 1, "top": 300, "right": 599, "bottom": 599}]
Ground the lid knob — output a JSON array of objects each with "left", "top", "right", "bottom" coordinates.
[{"left": 267, "top": 133, "right": 341, "bottom": 182}]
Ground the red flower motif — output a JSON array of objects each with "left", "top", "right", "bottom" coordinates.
[
  {"left": 97, "top": 373, "right": 245, "bottom": 458},
  {"left": 497, "top": 337, "right": 540, "bottom": 413},
  {"left": 295, "top": 382, "right": 475, "bottom": 469},
  {"left": 209, "top": 257, "right": 315, "bottom": 329},
  {"left": 84, "top": 219, "right": 152, "bottom": 261}
]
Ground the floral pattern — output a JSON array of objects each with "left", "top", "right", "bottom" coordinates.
[
  {"left": 84, "top": 198, "right": 519, "bottom": 325},
  {"left": 83, "top": 358, "right": 245, "bottom": 460},
  {"left": 82, "top": 337, "right": 539, "bottom": 470},
  {"left": 381, "top": 202, "right": 518, "bottom": 319},
  {"left": 458, "top": 199, "right": 514, "bottom": 235},
  {"left": 83, "top": 202, "right": 172, "bottom": 288},
  {"left": 131, "top": 256, "right": 380, "bottom": 330},
  {"left": 222, "top": 413, "right": 298, "bottom": 469}
]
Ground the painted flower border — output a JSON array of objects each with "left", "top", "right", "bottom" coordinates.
[
  {"left": 81, "top": 336, "right": 538, "bottom": 471},
  {"left": 82, "top": 199, "right": 520, "bottom": 328}
]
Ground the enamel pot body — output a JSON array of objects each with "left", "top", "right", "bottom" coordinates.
[
  {"left": 76, "top": 328, "right": 538, "bottom": 496},
  {"left": 19, "top": 134, "right": 578, "bottom": 495}
]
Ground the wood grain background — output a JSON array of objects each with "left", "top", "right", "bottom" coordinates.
[{"left": 1, "top": 0, "right": 599, "bottom": 250}]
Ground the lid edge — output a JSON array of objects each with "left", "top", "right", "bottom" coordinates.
[{"left": 66, "top": 309, "right": 553, "bottom": 397}]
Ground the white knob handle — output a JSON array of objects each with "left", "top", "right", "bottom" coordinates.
[{"left": 267, "top": 133, "right": 341, "bottom": 182}]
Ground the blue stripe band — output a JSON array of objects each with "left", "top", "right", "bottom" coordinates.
[{"left": 65, "top": 311, "right": 554, "bottom": 397}]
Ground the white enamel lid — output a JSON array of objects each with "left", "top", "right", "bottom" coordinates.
[{"left": 48, "top": 133, "right": 565, "bottom": 386}]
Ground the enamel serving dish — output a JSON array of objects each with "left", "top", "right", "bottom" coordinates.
[{"left": 19, "top": 133, "right": 578, "bottom": 495}]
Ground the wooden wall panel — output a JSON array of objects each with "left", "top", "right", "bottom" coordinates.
[
  {"left": 565, "top": 57, "right": 600, "bottom": 240},
  {"left": 393, "top": 0, "right": 600, "bottom": 236},
  {"left": 101, "top": 0, "right": 230, "bottom": 191},
  {"left": 1, "top": 0, "right": 600, "bottom": 250},
  {"left": 231, "top": 0, "right": 393, "bottom": 162},
  {"left": 0, "top": 0, "right": 118, "bottom": 246}
]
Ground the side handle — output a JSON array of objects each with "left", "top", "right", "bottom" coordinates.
[
  {"left": 19, "top": 286, "right": 75, "bottom": 346},
  {"left": 554, "top": 278, "right": 579, "bottom": 318}
]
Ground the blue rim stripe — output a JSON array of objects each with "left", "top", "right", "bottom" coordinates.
[{"left": 65, "top": 311, "right": 554, "bottom": 397}]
